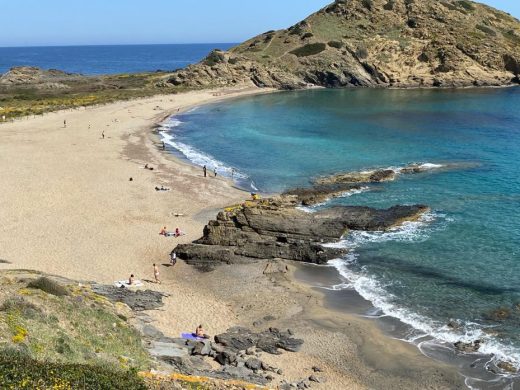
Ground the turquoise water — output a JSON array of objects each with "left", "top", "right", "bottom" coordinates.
[{"left": 161, "top": 88, "right": 520, "bottom": 373}]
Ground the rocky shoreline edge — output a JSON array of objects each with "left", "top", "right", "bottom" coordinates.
[{"left": 174, "top": 162, "right": 520, "bottom": 384}]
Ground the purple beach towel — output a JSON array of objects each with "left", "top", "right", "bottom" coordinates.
[{"left": 181, "top": 332, "right": 204, "bottom": 341}]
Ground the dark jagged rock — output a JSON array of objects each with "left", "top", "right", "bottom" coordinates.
[
  {"left": 91, "top": 285, "right": 166, "bottom": 311},
  {"left": 454, "top": 340, "right": 482, "bottom": 353},
  {"left": 215, "top": 327, "right": 304, "bottom": 355},
  {"left": 175, "top": 198, "right": 428, "bottom": 269},
  {"left": 315, "top": 168, "right": 397, "bottom": 185}
]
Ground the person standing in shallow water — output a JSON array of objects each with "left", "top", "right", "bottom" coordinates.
[{"left": 203, "top": 165, "right": 207, "bottom": 177}]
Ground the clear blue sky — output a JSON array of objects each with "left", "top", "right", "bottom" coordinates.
[{"left": 0, "top": 0, "right": 518, "bottom": 47}]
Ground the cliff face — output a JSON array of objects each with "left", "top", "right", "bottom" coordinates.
[{"left": 168, "top": 0, "right": 520, "bottom": 89}]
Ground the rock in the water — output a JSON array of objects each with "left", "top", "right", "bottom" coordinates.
[
  {"left": 454, "top": 340, "right": 482, "bottom": 353},
  {"left": 315, "top": 169, "right": 397, "bottom": 185},
  {"left": 487, "top": 308, "right": 511, "bottom": 321},
  {"left": 497, "top": 360, "right": 518, "bottom": 373},
  {"left": 176, "top": 197, "right": 428, "bottom": 269}
]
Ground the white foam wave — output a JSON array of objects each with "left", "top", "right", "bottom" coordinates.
[
  {"left": 159, "top": 116, "right": 256, "bottom": 190},
  {"left": 324, "top": 211, "right": 439, "bottom": 251},
  {"left": 297, "top": 187, "right": 371, "bottom": 213},
  {"left": 328, "top": 240, "right": 520, "bottom": 371}
]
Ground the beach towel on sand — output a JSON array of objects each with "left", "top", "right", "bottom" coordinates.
[
  {"left": 181, "top": 332, "right": 204, "bottom": 341},
  {"left": 114, "top": 280, "right": 144, "bottom": 288}
]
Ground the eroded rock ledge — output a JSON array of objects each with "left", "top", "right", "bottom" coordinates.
[{"left": 176, "top": 196, "right": 428, "bottom": 270}]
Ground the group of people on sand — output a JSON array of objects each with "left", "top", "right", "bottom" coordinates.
[
  {"left": 159, "top": 226, "right": 185, "bottom": 237},
  {"left": 127, "top": 262, "right": 163, "bottom": 285},
  {"left": 202, "top": 165, "right": 217, "bottom": 178}
]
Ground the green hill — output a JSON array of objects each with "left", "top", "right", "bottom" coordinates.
[{"left": 168, "top": 0, "right": 520, "bottom": 89}]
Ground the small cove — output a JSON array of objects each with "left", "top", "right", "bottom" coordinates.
[{"left": 160, "top": 87, "right": 520, "bottom": 388}]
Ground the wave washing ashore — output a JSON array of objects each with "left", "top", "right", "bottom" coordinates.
[{"left": 159, "top": 87, "right": 520, "bottom": 389}]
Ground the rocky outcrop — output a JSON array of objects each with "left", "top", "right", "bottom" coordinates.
[
  {"left": 175, "top": 197, "right": 428, "bottom": 270},
  {"left": 163, "top": 0, "right": 520, "bottom": 90},
  {"left": 166, "top": 50, "right": 306, "bottom": 90},
  {"left": 315, "top": 169, "right": 397, "bottom": 185},
  {"left": 314, "top": 163, "right": 448, "bottom": 186},
  {"left": 140, "top": 323, "right": 302, "bottom": 385},
  {"left": 91, "top": 285, "right": 167, "bottom": 311},
  {"left": 0, "top": 66, "right": 81, "bottom": 88}
]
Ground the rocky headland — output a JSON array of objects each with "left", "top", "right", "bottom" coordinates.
[
  {"left": 166, "top": 0, "right": 520, "bottom": 89},
  {"left": 176, "top": 192, "right": 429, "bottom": 270}
]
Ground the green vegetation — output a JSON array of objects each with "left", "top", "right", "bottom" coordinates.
[
  {"left": 0, "top": 273, "right": 153, "bottom": 388},
  {"left": 457, "top": 0, "right": 475, "bottom": 12},
  {"left": 0, "top": 349, "right": 146, "bottom": 390},
  {"left": 0, "top": 71, "right": 187, "bottom": 120},
  {"left": 290, "top": 43, "right": 327, "bottom": 57},
  {"left": 476, "top": 24, "right": 496, "bottom": 36},
  {"left": 327, "top": 40, "right": 344, "bottom": 49}
]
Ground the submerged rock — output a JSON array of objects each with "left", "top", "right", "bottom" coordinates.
[
  {"left": 315, "top": 169, "right": 397, "bottom": 185},
  {"left": 497, "top": 360, "right": 518, "bottom": 373},
  {"left": 454, "top": 340, "right": 482, "bottom": 353}
]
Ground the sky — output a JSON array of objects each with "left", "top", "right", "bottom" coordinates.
[{"left": 0, "top": 0, "right": 519, "bottom": 47}]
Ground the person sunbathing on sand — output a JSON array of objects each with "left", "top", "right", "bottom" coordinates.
[
  {"left": 195, "top": 325, "right": 209, "bottom": 339},
  {"left": 175, "top": 228, "right": 185, "bottom": 237},
  {"left": 160, "top": 226, "right": 167, "bottom": 235}
]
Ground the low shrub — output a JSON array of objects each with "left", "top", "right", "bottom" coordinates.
[
  {"left": 327, "top": 40, "right": 344, "bottom": 49},
  {"left": 457, "top": 0, "right": 475, "bottom": 11},
  {"left": 290, "top": 43, "right": 327, "bottom": 57},
  {"left": 476, "top": 24, "right": 496, "bottom": 36},
  {"left": 27, "top": 277, "right": 69, "bottom": 296},
  {"left": 0, "top": 350, "right": 147, "bottom": 390}
]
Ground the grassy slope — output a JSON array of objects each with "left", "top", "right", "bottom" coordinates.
[
  {"left": 0, "top": 272, "right": 150, "bottom": 388},
  {"left": 0, "top": 71, "right": 188, "bottom": 120}
]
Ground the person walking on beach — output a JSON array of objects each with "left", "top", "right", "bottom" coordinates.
[
  {"left": 153, "top": 263, "right": 161, "bottom": 284},
  {"left": 63, "top": 120, "right": 67, "bottom": 128},
  {"left": 162, "top": 141, "right": 165, "bottom": 150},
  {"left": 214, "top": 168, "right": 217, "bottom": 177},
  {"left": 102, "top": 131, "right": 105, "bottom": 139},
  {"left": 170, "top": 250, "right": 177, "bottom": 266},
  {"left": 203, "top": 165, "right": 207, "bottom": 177}
]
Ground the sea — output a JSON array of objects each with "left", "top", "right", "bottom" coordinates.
[
  {"left": 159, "top": 88, "right": 520, "bottom": 389},
  {"left": 0, "top": 44, "right": 235, "bottom": 75}
]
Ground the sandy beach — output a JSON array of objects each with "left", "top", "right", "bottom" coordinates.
[{"left": 0, "top": 87, "right": 465, "bottom": 389}]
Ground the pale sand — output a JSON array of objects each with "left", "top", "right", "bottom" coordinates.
[
  {"left": 0, "top": 86, "right": 261, "bottom": 346},
  {"left": 0, "top": 87, "right": 464, "bottom": 389}
]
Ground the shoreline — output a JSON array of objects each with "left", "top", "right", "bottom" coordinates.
[{"left": 0, "top": 85, "right": 466, "bottom": 389}]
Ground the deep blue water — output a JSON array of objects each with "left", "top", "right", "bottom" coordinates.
[
  {"left": 160, "top": 88, "right": 520, "bottom": 376},
  {"left": 0, "top": 44, "right": 235, "bottom": 75}
]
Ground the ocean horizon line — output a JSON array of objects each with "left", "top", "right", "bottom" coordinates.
[{"left": 0, "top": 42, "right": 239, "bottom": 50}]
